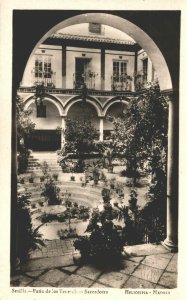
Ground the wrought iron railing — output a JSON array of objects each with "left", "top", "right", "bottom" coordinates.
[
  {"left": 73, "top": 72, "right": 99, "bottom": 90},
  {"left": 31, "top": 69, "right": 56, "bottom": 88},
  {"left": 134, "top": 71, "right": 148, "bottom": 91},
  {"left": 111, "top": 74, "right": 133, "bottom": 91}
]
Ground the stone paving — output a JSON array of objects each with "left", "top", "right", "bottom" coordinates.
[
  {"left": 11, "top": 243, "right": 178, "bottom": 289},
  {"left": 29, "top": 239, "right": 75, "bottom": 259}
]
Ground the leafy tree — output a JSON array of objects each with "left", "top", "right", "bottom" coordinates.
[
  {"left": 110, "top": 85, "right": 168, "bottom": 184},
  {"left": 58, "top": 117, "right": 98, "bottom": 172},
  {"left": 16, "top": 95, "right": 35, "bottom": 173},
  {"left": 16, "top": 94, "right": 35, "bottom": 150},
  {"left": 106, "top": 85, "right": 168, "bottom": 243},
  {"left": 17, "top": 193, "right": 44, "bottom": 262},
  {"left": 63, "top": 118, "right": 98, "bottom": 155}
]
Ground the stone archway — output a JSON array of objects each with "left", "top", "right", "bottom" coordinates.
[
  {"left": 21, "top": 13, "right": 177, "bottom": 251},
  {"left": 25, "top": 98, "right": 63, "bottom": 151}
]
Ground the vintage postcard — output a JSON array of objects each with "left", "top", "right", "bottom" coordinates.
[{"left": 0, "top": 0, "right": 186, "bottom": 299}]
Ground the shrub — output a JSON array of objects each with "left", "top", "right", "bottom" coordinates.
[
  {"left": 74, "top": 192, "right": 124, "bottom": 267},
  {"left": 41, "top": 176, "right": 61, "bottom": 205},
  {"left": 120, "top": 168, "right": 141, "bottom": 179},
  {"left": 57, "top": 227, "right": 78, "bottom": 239},
  {"left": 17, "top": 146, "right": 31, "bottom": 174},
  {"left": 40, "top": 161, "right": 51, "bottom": 177},
  {"left": 101, "top": 187, "right": 111, "bottom": 203},
  {"left": 17, "top": 193, "right": 44, "bottom": 262}
]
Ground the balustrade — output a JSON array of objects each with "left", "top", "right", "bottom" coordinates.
[
  {"left": 73, "top": 72, "right": 99, "bottom": 90},
  {"left": 111, "top": 74, "right": 133, "bottom": 91},
  {"left": 31, "top": 69, "right": 56, "bottom": 88}
]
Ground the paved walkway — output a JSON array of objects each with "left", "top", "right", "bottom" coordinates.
[
  {"left": 11, "top": 243, "right": 177, "bottom": 289},
  {"left": 29, "top": 239, "right": 75, "bottom": 259}
]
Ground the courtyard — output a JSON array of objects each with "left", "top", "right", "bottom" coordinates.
[
  {"left": 13, "top": 148, "right": 177, "bottom": 289},
  {"left": 11, "top": 11, "right": 179, "bottom": 291}
]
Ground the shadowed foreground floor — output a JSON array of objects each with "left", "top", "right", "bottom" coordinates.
[{"left": 11, "top": 243, "right": 177, "bottom": 289}]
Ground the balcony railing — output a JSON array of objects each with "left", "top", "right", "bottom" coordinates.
[
  {"left": 111, "top": 74, "right": 133, "bottom": 91},
  {"left": 73, "top": 72, "right": 99, "bottom": 90},
  {"left": 31, "top": 69, "right": 56, "bottom": 88},
  {"left": 18, "top": 87, "right": 138, "bottom": 97},
  {"left": 134, "top": 71, "right": 148, "bottom": 91}
]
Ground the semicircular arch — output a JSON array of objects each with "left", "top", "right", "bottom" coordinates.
[
  {"left": 103, "top": 97, "right": 130, "bottom": 116},
  {"left": 64, "top": 95, "right": 102, "bottom": 116},
  {"left": 24, "top": 94, "right": 64, "bottom": 116}
]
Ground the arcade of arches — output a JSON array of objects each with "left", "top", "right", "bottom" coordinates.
[{"left": 24, "top": 97, "right": 128, "bottom": 151}]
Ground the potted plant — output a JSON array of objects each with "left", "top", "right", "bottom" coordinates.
[
  {"left": 110, "top": 177, "right": 116, "bottom": 189},
  {"left": 29, "top": 173, "right": 35, "bottom": 183},
  {"left": 101, "top": 187, "right": 111, "bottom": 203},
  {"left": 18, "top": 176, "right": 25, "bottom": 184},
  {"left": 52, "top": 173, "right": 58, "bottom": 181},
  {"left": 41, "top": 175, "right": 61, "bottom": 205},
  {"left": 70, "top": 175, "right": 75, "bottom": 181},
  {"left": 40, "top": 175, "right": 45, "bottom": 182},
  {"left": 31, "top": 203, "right": 36, "bottom": 209},
  {"left": 73, "top": 236, "right": 91, "bottom": 264},
  {"left": 17, "top": 193, "right": 45, "bottom": 263},
  {"left": 128, "top": 189, "right": 138, "bottom": 211},
  {"left": 73, "top": 198, "right": 124, "bottom": 267}
]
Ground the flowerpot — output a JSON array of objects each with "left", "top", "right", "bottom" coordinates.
[
  {"left": 73, "top": 251, "right": 82, "bottom": 266},
  {"left": 53, "top": 175, "right": 58, "bottom": 181},
  {"left": 108, "top": 166, "right": 113, "bottom": 173}
]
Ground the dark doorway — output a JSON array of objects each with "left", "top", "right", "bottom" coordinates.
[
  {"left": 25, "top": 130, "right": 61, "bottom": 151},
  {"left": 75, "top": 58, "right": 90, "bottom": 88}
]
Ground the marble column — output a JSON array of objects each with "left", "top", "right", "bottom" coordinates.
[
  {"left": 99, "top": 117, "right": 104, "bottom": 142},
  {"left": 61, "top": 117, "right": 66, "bottom": 148},
  {"left": 162, "top": 93, "right": 178, "bottom": 252}
]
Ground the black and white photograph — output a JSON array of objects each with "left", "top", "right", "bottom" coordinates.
[{"left": 0, "top": 0, "right": 186, "bottom": 297}]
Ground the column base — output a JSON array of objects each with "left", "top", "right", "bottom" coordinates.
[{"left": 161, "top": 239, "right": 178, "bottom": 253}]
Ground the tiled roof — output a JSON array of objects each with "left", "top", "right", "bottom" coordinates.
[{"left": 50, "top": 33, "right": 135, "bottom": 45}]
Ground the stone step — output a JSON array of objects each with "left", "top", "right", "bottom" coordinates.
[
  {"left": 28, "top": 188, "right": 101, "bottom": 200},
  {"left": 26, "top": 169, "right": 62, "bottom": 175},
  {"left": 29, "top": 196, "right": 98, "bottom": 208},
  {"left": 24, "top": 183, "right": 101, "bottom": 194}
]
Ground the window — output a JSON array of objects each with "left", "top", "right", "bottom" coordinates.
[
  {"left": 142, "top": 58, "right": 148, "bottom": 82},
  {"left": 36, "top": 105, "right": 46, "bottom": 118},
  {"left": 89, "top": 23, "right": 102, "bottom": 34},
  {"left": 113, "top": 61, "right": 127, "bottom": 81},
  {"left": 35, "top": 57, "right": 43, "bottom": 78},
  {"left": 34, "top": 55, "right": 53, "bottom": 85},
  {"left": 43, "top": 56, "right": 52, "bottom": 78}
]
